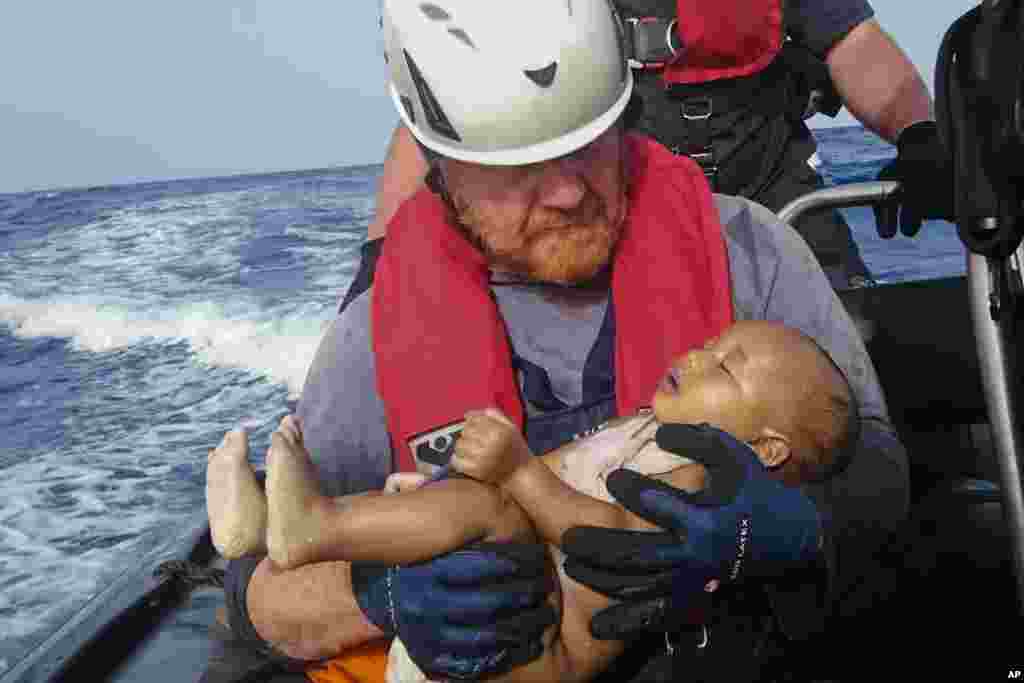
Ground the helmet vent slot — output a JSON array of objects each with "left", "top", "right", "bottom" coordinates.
[
  {"left": 404, "top": 50, "right": 462, "bottom": 142},
  {"left": 447, "top": 28, "right": 477, "bottom": 50},
  {"left": 400, "top": 96, "right": 416, "bottom": 124},
  {"left": 419, "top": 4, "right": 451, "bottom": 21},
  {"left": 525, "top": 62, "right": 558, "bottom": 88}
]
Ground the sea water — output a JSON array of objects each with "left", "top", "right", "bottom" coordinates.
[{"left": 0, "top": 127, "right": 966, "bottom": 672}]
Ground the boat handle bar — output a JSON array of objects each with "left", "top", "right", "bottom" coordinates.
[{"left": 776, "top": 180, "right": 901, "bottom": 225}]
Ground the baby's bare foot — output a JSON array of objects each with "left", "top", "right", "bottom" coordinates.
[
  {"left": 206, "top": 429, "right": 268, "bottom": 558},
  {"left": 266, "top": 415, "right": 329, "bottom": 569}
]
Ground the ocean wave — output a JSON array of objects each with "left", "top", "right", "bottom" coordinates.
[{"left": 0, "top": 295, "right": 329, "bottom": 397}]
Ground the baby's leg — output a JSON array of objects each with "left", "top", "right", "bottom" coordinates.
[
  {"left": 265, "top": 415, "right": 338, "bottom": 569},
  {"left": 206, "top": 429, "right": 268, "bottom": 558}
]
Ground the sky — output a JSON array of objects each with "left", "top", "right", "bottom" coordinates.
[{"left": 0, "top": 1, "right": 980, "bottom": 195}]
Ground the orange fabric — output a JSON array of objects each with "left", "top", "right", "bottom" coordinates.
[
  {"left": 373, "top": 134, "right": 734, "bottom": 473},
  {"left": 663, "top": 0, "right": 784, "bottom": 83},
  {"left": 305, "top": 640, "right": 391, "bottom": 683}
]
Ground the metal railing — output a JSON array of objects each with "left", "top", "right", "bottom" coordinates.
[{"left": 777, "top": 179, "right": 900, "bottom": 225}]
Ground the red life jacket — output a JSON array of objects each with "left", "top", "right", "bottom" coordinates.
[
  {"left": 372, "top": 134, "right": 734, "bottom": 472},
  {"left": 663, "top": 0, "right": 785, "bottom": 84}
]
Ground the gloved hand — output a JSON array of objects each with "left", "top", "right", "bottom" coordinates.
[
  {"left": 561, "top": 423, "right": 822, "bottom": 640},
  {"left": 352, "top": 541, "right": 556, "bottom": 679},
  {"left": 874, "top": 120, "right": 955, "bottom": 238}
]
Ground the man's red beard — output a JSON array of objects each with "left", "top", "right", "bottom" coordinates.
[{"left": 453, "top": 189, "right": 623, "bottom": 284}]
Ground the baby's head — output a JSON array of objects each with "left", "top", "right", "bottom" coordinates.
[{"left": 651, "top": 320, "right": 858, "bottom": 485}]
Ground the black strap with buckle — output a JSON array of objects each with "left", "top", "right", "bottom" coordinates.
[
  {"left": 623, "top": 16, "right": 680, "bottom": 69},
  {"left": 670, "top": 96, "right": 719, "bottom": 189},
  {"left": 659, "top": 56, "right": 794, "bottom": 191},
  {"left": 663, "top": 56, "right": 787, "bottom": 118}
]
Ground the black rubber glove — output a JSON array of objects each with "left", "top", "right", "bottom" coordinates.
[
  {"left": 352, "top": 541, "right": 556, "bottom": 680},
  {"left": 561, "top": 424, "right": 822, "bottom": 641},
  {"left": 874, "top": 120, "right": 954, "bottom": 238}
]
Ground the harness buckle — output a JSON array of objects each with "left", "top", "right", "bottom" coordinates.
[
  {"left": 669, "top": 144, "right": 718, "bottom": 190},
  {"left": 664, "top": 624, "right": 710, "bottom": 656},
  {"left": 680, "top": 96, "right": 713, "bottom": 121},
  {"left": 671, "top": 96, "right": 718, "bottom": 189},
  {"left": 625, "top": 17, "right": 680, "bottom": 70},
  {"left": 688, "top": 150, "right": 715, "bottom": 166},
  {"left": 692, "top": 151, "right": 719, "bottom": 187}
]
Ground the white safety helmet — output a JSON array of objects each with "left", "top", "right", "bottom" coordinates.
[{"left": 380, "top": 0, "right": 634, "bottom": 165}]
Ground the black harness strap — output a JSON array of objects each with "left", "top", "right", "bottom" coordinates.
[
  {"left": 622, "top": 16, "right": 680, "bottom": 69},
  {"left": 655, "top": 54, "right": 793, "bottom": 190}
]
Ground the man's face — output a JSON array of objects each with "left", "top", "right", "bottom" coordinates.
[{"left": 440, "top": 127, "right": 628, "bottom": 284}]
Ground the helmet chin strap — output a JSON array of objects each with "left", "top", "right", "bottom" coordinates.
[
  {"left": 415, "top": 135, "right": 458, "bottom": 212},
  {"left": 424, "top": 165, "right": 452, "bottom": 203}
]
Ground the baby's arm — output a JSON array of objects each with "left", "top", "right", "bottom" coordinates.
[
  {"left": 451, "top": 409, "right": 635, "bottom": 548},
  {"left": 450, "top": 411, "right": 641, "bottom": 682},
  {"left": 452, "top": 410, "right": 712, "bottom": 682}
]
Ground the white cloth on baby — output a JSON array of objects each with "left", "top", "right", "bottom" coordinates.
[{"left": 385, "top": 637, "right": 428, "bottom": 683}]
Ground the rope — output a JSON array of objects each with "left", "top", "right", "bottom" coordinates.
[{"left": 154, "top": 559, "right": 226, "bottom": 590}]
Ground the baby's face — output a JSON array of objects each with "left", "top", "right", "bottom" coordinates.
[
  {"left": 651, "top": 325, "right": 765, "bottom": 438},
  {"left": 655, "top": 323, "right": 815, "bottom": 440}
]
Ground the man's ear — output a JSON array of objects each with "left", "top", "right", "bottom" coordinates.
[{"left": 749, "top": 428, "right": 791, "bottom": 470}]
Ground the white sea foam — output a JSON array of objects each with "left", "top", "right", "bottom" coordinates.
[
  {"left": 284, "top": 224, "right": 366, "bottom": 243},
  {"left": 0, "top": 295, "right": 329, "bottom": 397}
]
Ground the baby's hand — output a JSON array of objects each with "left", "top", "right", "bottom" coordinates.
[
  {"left": 384, "top": 472, "right": 429, "bottom": 494},
  {"left": 451, "top": 408, "right": 532, "bottom": 485}
]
